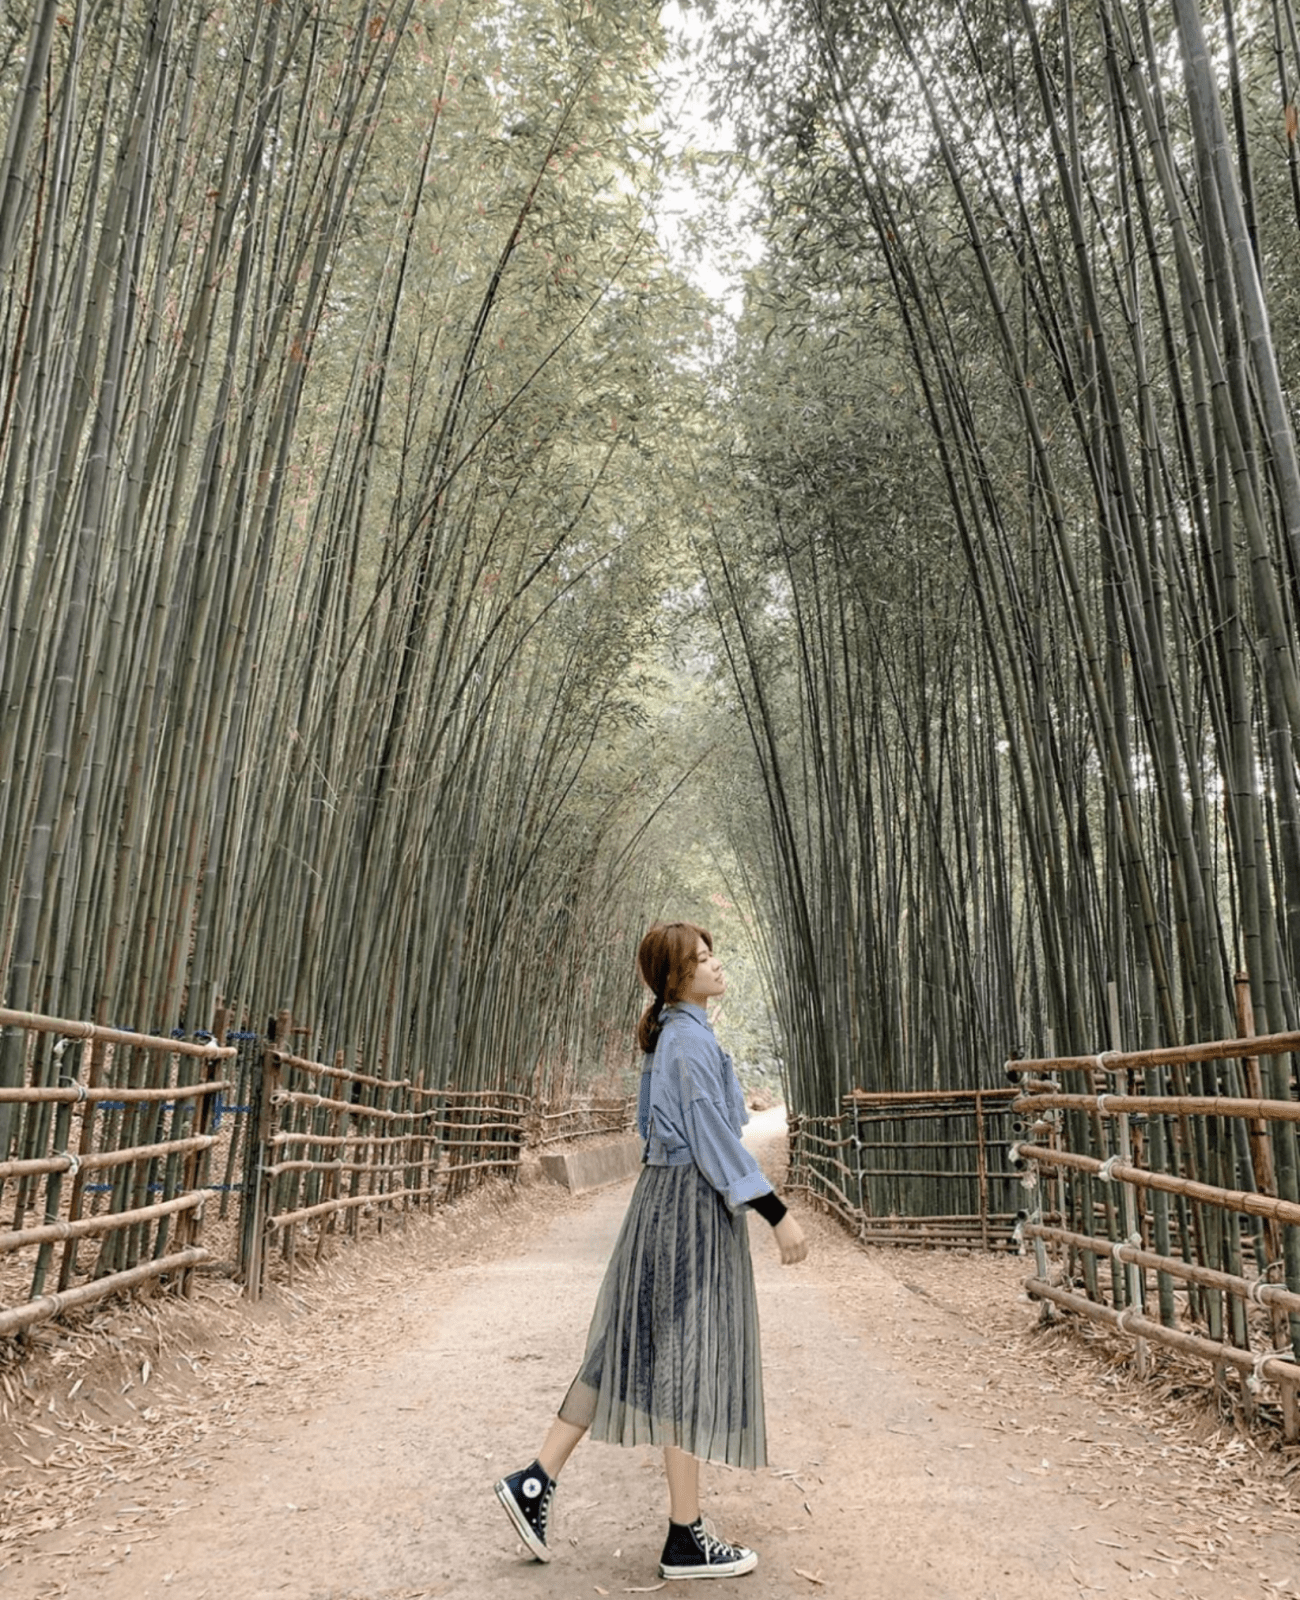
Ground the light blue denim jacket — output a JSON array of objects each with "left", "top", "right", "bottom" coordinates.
[{"left": 638, "top": 1002, "right": 773, "bottom": 1214}]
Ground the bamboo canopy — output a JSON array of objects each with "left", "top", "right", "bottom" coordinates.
[
  {"left": 5, "top": 0, "right": 1300, "bottom": 1302},
  {"left": 0, "top": 0, "right": 690, "bottom": 1177},
  {"left": 690, "top": 0, "right": 1300, "bottom": 1186}
]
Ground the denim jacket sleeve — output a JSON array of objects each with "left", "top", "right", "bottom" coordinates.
[{"left": 659, "top": 1022, "right": 773, "bottom": 1213}]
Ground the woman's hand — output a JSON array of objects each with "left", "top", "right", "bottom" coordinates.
[{"left": 773, "top": 1213, "right": 807, "bottom": 1265}]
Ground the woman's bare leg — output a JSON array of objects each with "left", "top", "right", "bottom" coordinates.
[
  {"left": 663, "top": 1445, "right": 700, "bottom": 1523},
  {"left": 538, "top": 1416, "right": 586, "bottom": 1478}
]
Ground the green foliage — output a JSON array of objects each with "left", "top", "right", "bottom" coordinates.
[
  {"left": 0, "top": 0, "right": 724, "bottom": 1128},
  {"left": 679, "top": 0, "right": 1300, "bottom": 1125}
]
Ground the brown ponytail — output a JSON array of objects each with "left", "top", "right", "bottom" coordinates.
[{"left": 636, "top": 921, "right": 713, "bottom": 1053}]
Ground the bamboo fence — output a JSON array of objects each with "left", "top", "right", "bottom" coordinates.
[
  {"left": 1, "top": 1004, "right": 639, "bottom": 1331},
  {"left": 788, "top": 1087, "right": 1022, "bottom": 1248},
  {"left": 243, "top": 1027, "right": 530, "bottom": 1298},
  {"left": 243, "top": 1039, "right": 638, "bottom": 1298},
  {"left": 1010, "top": 1005, "right": 1300, "bottom": 1439},
  {"left": 240, "top": 1013, "right": 620, "bottom": 1298},
  {"left": 0, "top": 1007, "right": 232, "bottom": 1339},
  {"left": 531, "top": 1095, "right": 637, "bottom": 1147}
]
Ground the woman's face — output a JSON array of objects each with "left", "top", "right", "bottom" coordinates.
[{"left": 680, "top": 937, "right": 725, "bottom": 1007}]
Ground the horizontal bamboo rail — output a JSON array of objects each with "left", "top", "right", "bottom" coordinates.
[
  {"left": 427, "top": 1116, "right": 529, "bottom": 1135},
  {"left": 858, "top": 1137, "right": 993, "bottom": 1150},
  {"left": 846, "top": 1087, "right": 1020, "bottom": 1105},
  {"left": 0, "top": 1192, "right": 205, "bottom": 1255},
  {"left": 1010, "top": 1029, "right": 1300, "bottom": 1075},
  {"left": 266, "top": 1188, "right": 431, "bottom": 1230},
  {"left": 264, "top": 1158, "right": 400, "bottom": 1178},
  {"left": 1023, "top": 1222, "right": 1300, "bottom": 1316},
  {"left": 0, "top": 1133, "right": 214, "bottom": 1182},
  {"left": 270, "top": 1089, "right": 419, "bottom": 1119},
  {"left": 800, "top": 1168, "right": 857, "bottom": 1216},
  {"left": 1025, "top": 1277, "right": 1300, "bottom": 1393},
  {"left": 795, "top": 1128, "right": 857, "bottom": 1150},
  {"left": 1014, "top": 1089, "right": 1300, "bottom": 1122},
  {"left": 426, "top": 1087, "right": 533, "bottom": 1103},
  {"left": 855, "top": 1165, "right": 997, "bottom": 1178},
  {"left": 861, "top": 1228, "right": 1014, "bottom": 1246},
  {"left": 270, "top": 1087, "right": 529, "bottom": 1124},
  {"left": 799, "top": 1180, "right": 858, "bottom": 1230},
  {"left": 272, "top": 1051, "right": 412, "bottom": 1088},
  {"left": 430, "top": 1154, "right": 520, "bottom": 1177},
  {"left": 265, "top": 1156, "right": 524, "bottom": 1231},
  {"left": 873, "top": 1210, "right": 1030, "bottom": 1224},
  {"left": 1012, "top": 1140, "right": 1300, "bottom": 1227},
  {"left": 0, "top": 1248, "right": 211, "bottom": 1338},
  {"left": 270, "top": 1130, "right": 412, "bottom": 1148},
  {"left": 0, "top": 1079, "right": 230, "bottom": 1105},
  {"left": 0, "top": 1007, "right": 235, "bottom": 1059}
]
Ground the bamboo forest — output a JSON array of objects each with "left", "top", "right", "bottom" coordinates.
[
  {"left": 6, "top": 0, "right": 1295, "bottom": 1129},
  {"left": 7, "top": 0, "right": 1300, "bottom": 1582}
]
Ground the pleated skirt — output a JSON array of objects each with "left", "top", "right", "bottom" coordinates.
[{"left": 557, "top": 1161, "right": 766, "bottom": 1469}]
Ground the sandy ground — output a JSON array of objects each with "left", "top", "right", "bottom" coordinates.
[{"left": 5, "top": 1109, "right": 1300, "bottom": 1600}]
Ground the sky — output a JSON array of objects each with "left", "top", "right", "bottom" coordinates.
[{"left": 653, "top": 1, "right": 764, "bottom": 320}]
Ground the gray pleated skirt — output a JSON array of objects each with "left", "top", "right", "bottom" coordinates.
[{"left": 558, "top": 1161, "right": 767, "bottom": 1469}]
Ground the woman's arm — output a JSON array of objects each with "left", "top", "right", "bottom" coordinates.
[
  {"left": 681, "top": 1089, "right": 774, "bottom": 1210},
  {"left": 664, "top": 1030, "right": 797, "bottom": 1226}
]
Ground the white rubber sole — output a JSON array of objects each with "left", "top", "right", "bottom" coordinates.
[
  {"left": 660, "top": 1549, "right": 759, "bottom": 1580},
  {"left": 494, "top": 1478, "right": 552, "bottom": 1563}
]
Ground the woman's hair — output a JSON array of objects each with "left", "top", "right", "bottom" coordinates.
[{"left": 636, "top": 921, "right": 713, "bottom": 1053}]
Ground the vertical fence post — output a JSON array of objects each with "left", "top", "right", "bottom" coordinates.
[
  {"left": 243, "top": 1019, "right": 283, "bottom": 1301},
  {"left": 1018, "top": 1128, "right": 1053, "bottom": 1319},
  {"left": 57, "top": 1030, "right": 106, "bottom": 1293},
  {"left": 29, "top": 1078, "right": 76, "bottom": 1307},
  {"left": 974, "top": 1090, "right": 990, "bottom": 1252},
  {"left": 1236, "top": 974, "right": 1298, "bottom": 1441},
  {"left": 1108, "top": 983, "right": 1148, "bottom": 1377},
  {"left": 315, "top": 1050, "right": 346, "bottom": 1262},
  {"left": 851, "top": 1098, "right": 866, "bottom": 1229},
  {"left": 177, "top": 1006, "right": 226, "bottom": 1297}
]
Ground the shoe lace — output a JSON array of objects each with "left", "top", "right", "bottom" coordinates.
[
  {"left": 535, "top": 1480, "right": 555, "bottom": 1539},
  {"left": 695, "top": 1518, "right": 740, "bottom": 1562}
]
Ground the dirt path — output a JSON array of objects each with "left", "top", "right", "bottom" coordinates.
[{"left": 6, "top": 1109, "right": 1300, "bottom": 1599}]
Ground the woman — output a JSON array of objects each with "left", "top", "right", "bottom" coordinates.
[{"left": 494, "top": 920, "right": 807, "bottom": 1581}]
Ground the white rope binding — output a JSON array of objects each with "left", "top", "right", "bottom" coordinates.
[{"left": 1248, "top": 1344, "right": 1298, "bottom": 1395}]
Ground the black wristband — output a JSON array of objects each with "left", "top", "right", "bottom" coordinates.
[{"left": 746, "top": 1190, "right": 788, "bottom": 1227}]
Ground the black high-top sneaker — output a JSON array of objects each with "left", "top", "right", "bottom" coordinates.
[
  {"left": 494, "top": 1461, "right": 555, "bottom": 1562},
  {"left": 659, "top": 1517, "right": 759, "bottom": 1580}
]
